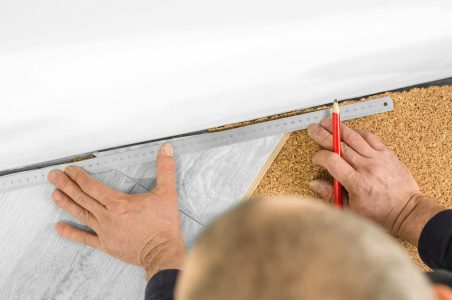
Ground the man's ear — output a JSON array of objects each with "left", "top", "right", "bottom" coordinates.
[{"left": 434, "top": 284, "right": 452, "bottom": 300}]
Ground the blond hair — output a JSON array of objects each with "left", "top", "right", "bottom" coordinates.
[{"left": 182, "top": 197, "right": 434, "bottom": 300}]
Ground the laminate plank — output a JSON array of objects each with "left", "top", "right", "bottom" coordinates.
[
  {"left": 118, "top": 135, "right": 284, "bottom": 225},
  {"left": 0, "top": 134, "right": 283, "bottom": 299}
]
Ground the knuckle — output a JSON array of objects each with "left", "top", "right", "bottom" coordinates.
[
  {"left": 367, "top": 133, "right": 376, "bottom": 141},
  {"left": 52, "top": 190, "right": 63, "bottom": 203},
  {"left": 56, "top": 176, "right": 68, "bottom": 189},
  {"left": 360, "top": 131, "right": 370, "bottom": 138},
  {"left": 346, "top": 169, "right": 357, "bottom": 182},
  {"left": 75, "top": 191, "right": 87, "bottom": 204},
  {"left": 110, "top": 201, "right": 128, "bottom": 214},
  {"left": 367, "top": 132, "right": 378, "bottom": 141},
  {"left": 71, "top": 168, "right": 81, "bottom": 181},
  {"left": 318, "top": 128, "right": 330, "bottom": 141},
  {"left": 341, "top": 142, "right": 349, "bottom": 154},
  {"left": 308, "top": 124, "right": 321, "bottom": 135},
  {"left": 161, "top": 165, "right": 176, "bottom": 175},
  {"left": 326, "top": 150, "right": 338, "bottom": 161},
  {"left": 57, "top": 196, "right": 67, "bottom": 208},
  {"left": 84, "top": 181, "right": 97, "bottom": 195},
  {"left": 355, "top": 180, "right": 372, "bottom": 196},
  {"left": 160, "top": 159, "right": 176, "bottom": 172},
  {"left": 313, "top": 150, "right": 335, "bottom": 166},
  {"left": 79, "top": 209, "right": 91, "bottom": 224}
]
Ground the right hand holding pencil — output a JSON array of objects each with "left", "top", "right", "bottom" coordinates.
[{"left": 307, "top": 117, "right": 444, "bottom": 245}]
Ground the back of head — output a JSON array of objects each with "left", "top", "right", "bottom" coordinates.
[{"left": 177, "top": 197, "right": 434, "bottom": 300}]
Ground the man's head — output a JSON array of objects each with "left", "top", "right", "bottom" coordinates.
[{"left": 176, "top": 197, "right": 436, "bottom": 300}]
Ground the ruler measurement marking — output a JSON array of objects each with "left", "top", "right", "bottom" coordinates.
[{"left": 0, "top": 97, "right": 393, "bottom": 193}]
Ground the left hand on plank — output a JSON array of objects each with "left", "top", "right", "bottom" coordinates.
[{"left": 47, "top": 144, "right": 184, "bottom": 278}]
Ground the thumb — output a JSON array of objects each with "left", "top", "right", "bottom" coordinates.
[
  {"left": 309, "top": 179, "right": 349, "bottom": 207},
  {"left": 156, "top": 144, "right": 177, "bottom": 193},
  {"left": 309, "top": 179, "right": 334, "bottom": 204}
]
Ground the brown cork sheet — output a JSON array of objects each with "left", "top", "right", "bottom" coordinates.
[{"left": 253, "top": 85, "right": 452, "bottom": 270}]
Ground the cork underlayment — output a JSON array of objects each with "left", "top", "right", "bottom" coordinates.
[{"left": 253, "top": 85, "right": 452, "bottom": 270}]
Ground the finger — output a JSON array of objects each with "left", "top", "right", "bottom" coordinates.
[
  {"left": 65, "top": 166, "right": 115, "bottom": 206},
  {"left": 155, "top": 144, "right": 177, "bottom": 193},
  {"left": 320, "top": 118, "right": 375, "bottom": 157},
  {"left": 309, "top": 179, "right": 334, "bottom": 203},
  {"left": 355, "top": 129, "right": 387, "bottom": 151},
  {"left": 307, "top": 123, "right": 362, "bottom": 167},
  {"left": 48, "top": 170, "right": 103, "bottom": 214},
  {"left": 312, "top": 150, "right": 358, "bottom": 189},
  {"left": 52, "top": 189, "right": 98, "bottom": 229},
  {"left": 55, "top": 222, "right": 101, "bottom": 249},
  {"left": 309, "top": 179, "right": 349, "bottom": 206}
]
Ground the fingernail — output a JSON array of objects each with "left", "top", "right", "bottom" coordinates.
[
  {"left": 161, "top": 144, "right": 174, "bottom": 157},
  {"left": 48, "top": 170, "right": 58, "bottom": 182},
  {"left": 309, "top": 181, "right": 323, "bottom": 193},
  {"left": 65, "top": 166, "right": 74, "bottom": 175}
]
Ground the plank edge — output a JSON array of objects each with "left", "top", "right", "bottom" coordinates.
[{"left": 241, "top": 133, "right": 291, "bottom": 201}]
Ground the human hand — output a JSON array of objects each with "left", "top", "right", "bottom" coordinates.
[
  {"left": 47, "top": 144, "right": 184, "bottom": 279},
  {"left": 307, "top": 118, "right": 443, "bottom": 244}
]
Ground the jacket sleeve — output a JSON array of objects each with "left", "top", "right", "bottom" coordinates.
[
  {"left": 418, "top": 210, "right": 452, "bottom": 271},
  {"left": 145, "top": 269, "right": 180, "bottom": 300}
]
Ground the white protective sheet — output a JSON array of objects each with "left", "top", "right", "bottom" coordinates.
[{"left": 1, "top": 0, "right": 452, "bottom": 170}]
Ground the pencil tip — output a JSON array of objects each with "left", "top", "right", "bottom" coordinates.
[{"left": 332, "top": 99, "right": 340, "bottom": 114}]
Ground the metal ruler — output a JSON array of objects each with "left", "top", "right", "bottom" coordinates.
[{"left": 0, "top": 97, "right": 393, "bottom": 193}]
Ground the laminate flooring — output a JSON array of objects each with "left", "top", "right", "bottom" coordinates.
[{"left": 0, "top": 134, "right": 283, "bottom": 299}]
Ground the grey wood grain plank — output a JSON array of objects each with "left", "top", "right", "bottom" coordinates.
[
  {"left": 0, "top": 134, "right": 283, "bottom": 299},
  {"left": 119, "top": 135, "right": 284, "bottom": 226},
  {"left": 0, "top": 184, "right": 148, "bottom": 300}
]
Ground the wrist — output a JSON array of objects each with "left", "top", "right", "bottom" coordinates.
[
  {"left": 144, "top": 254, "right": 183, "bottom": 279},
  {"left": 394, "top": 192, "right": 444, "bottom": 245},
  {"left": 142, "top": 236, "right": 185, "bottom": 279}
]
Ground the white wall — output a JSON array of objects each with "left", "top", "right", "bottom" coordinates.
[{"left": 1, "top": 0, "right": 452, "bottom": 170}]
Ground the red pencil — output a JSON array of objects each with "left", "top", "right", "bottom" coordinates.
[{"left": 332, "top": 100, "right": 342, "bottom": 208}]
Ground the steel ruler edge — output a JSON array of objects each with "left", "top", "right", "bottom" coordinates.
[{"left": 0, "top": 96, "right": 393, "bottom": 193}]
